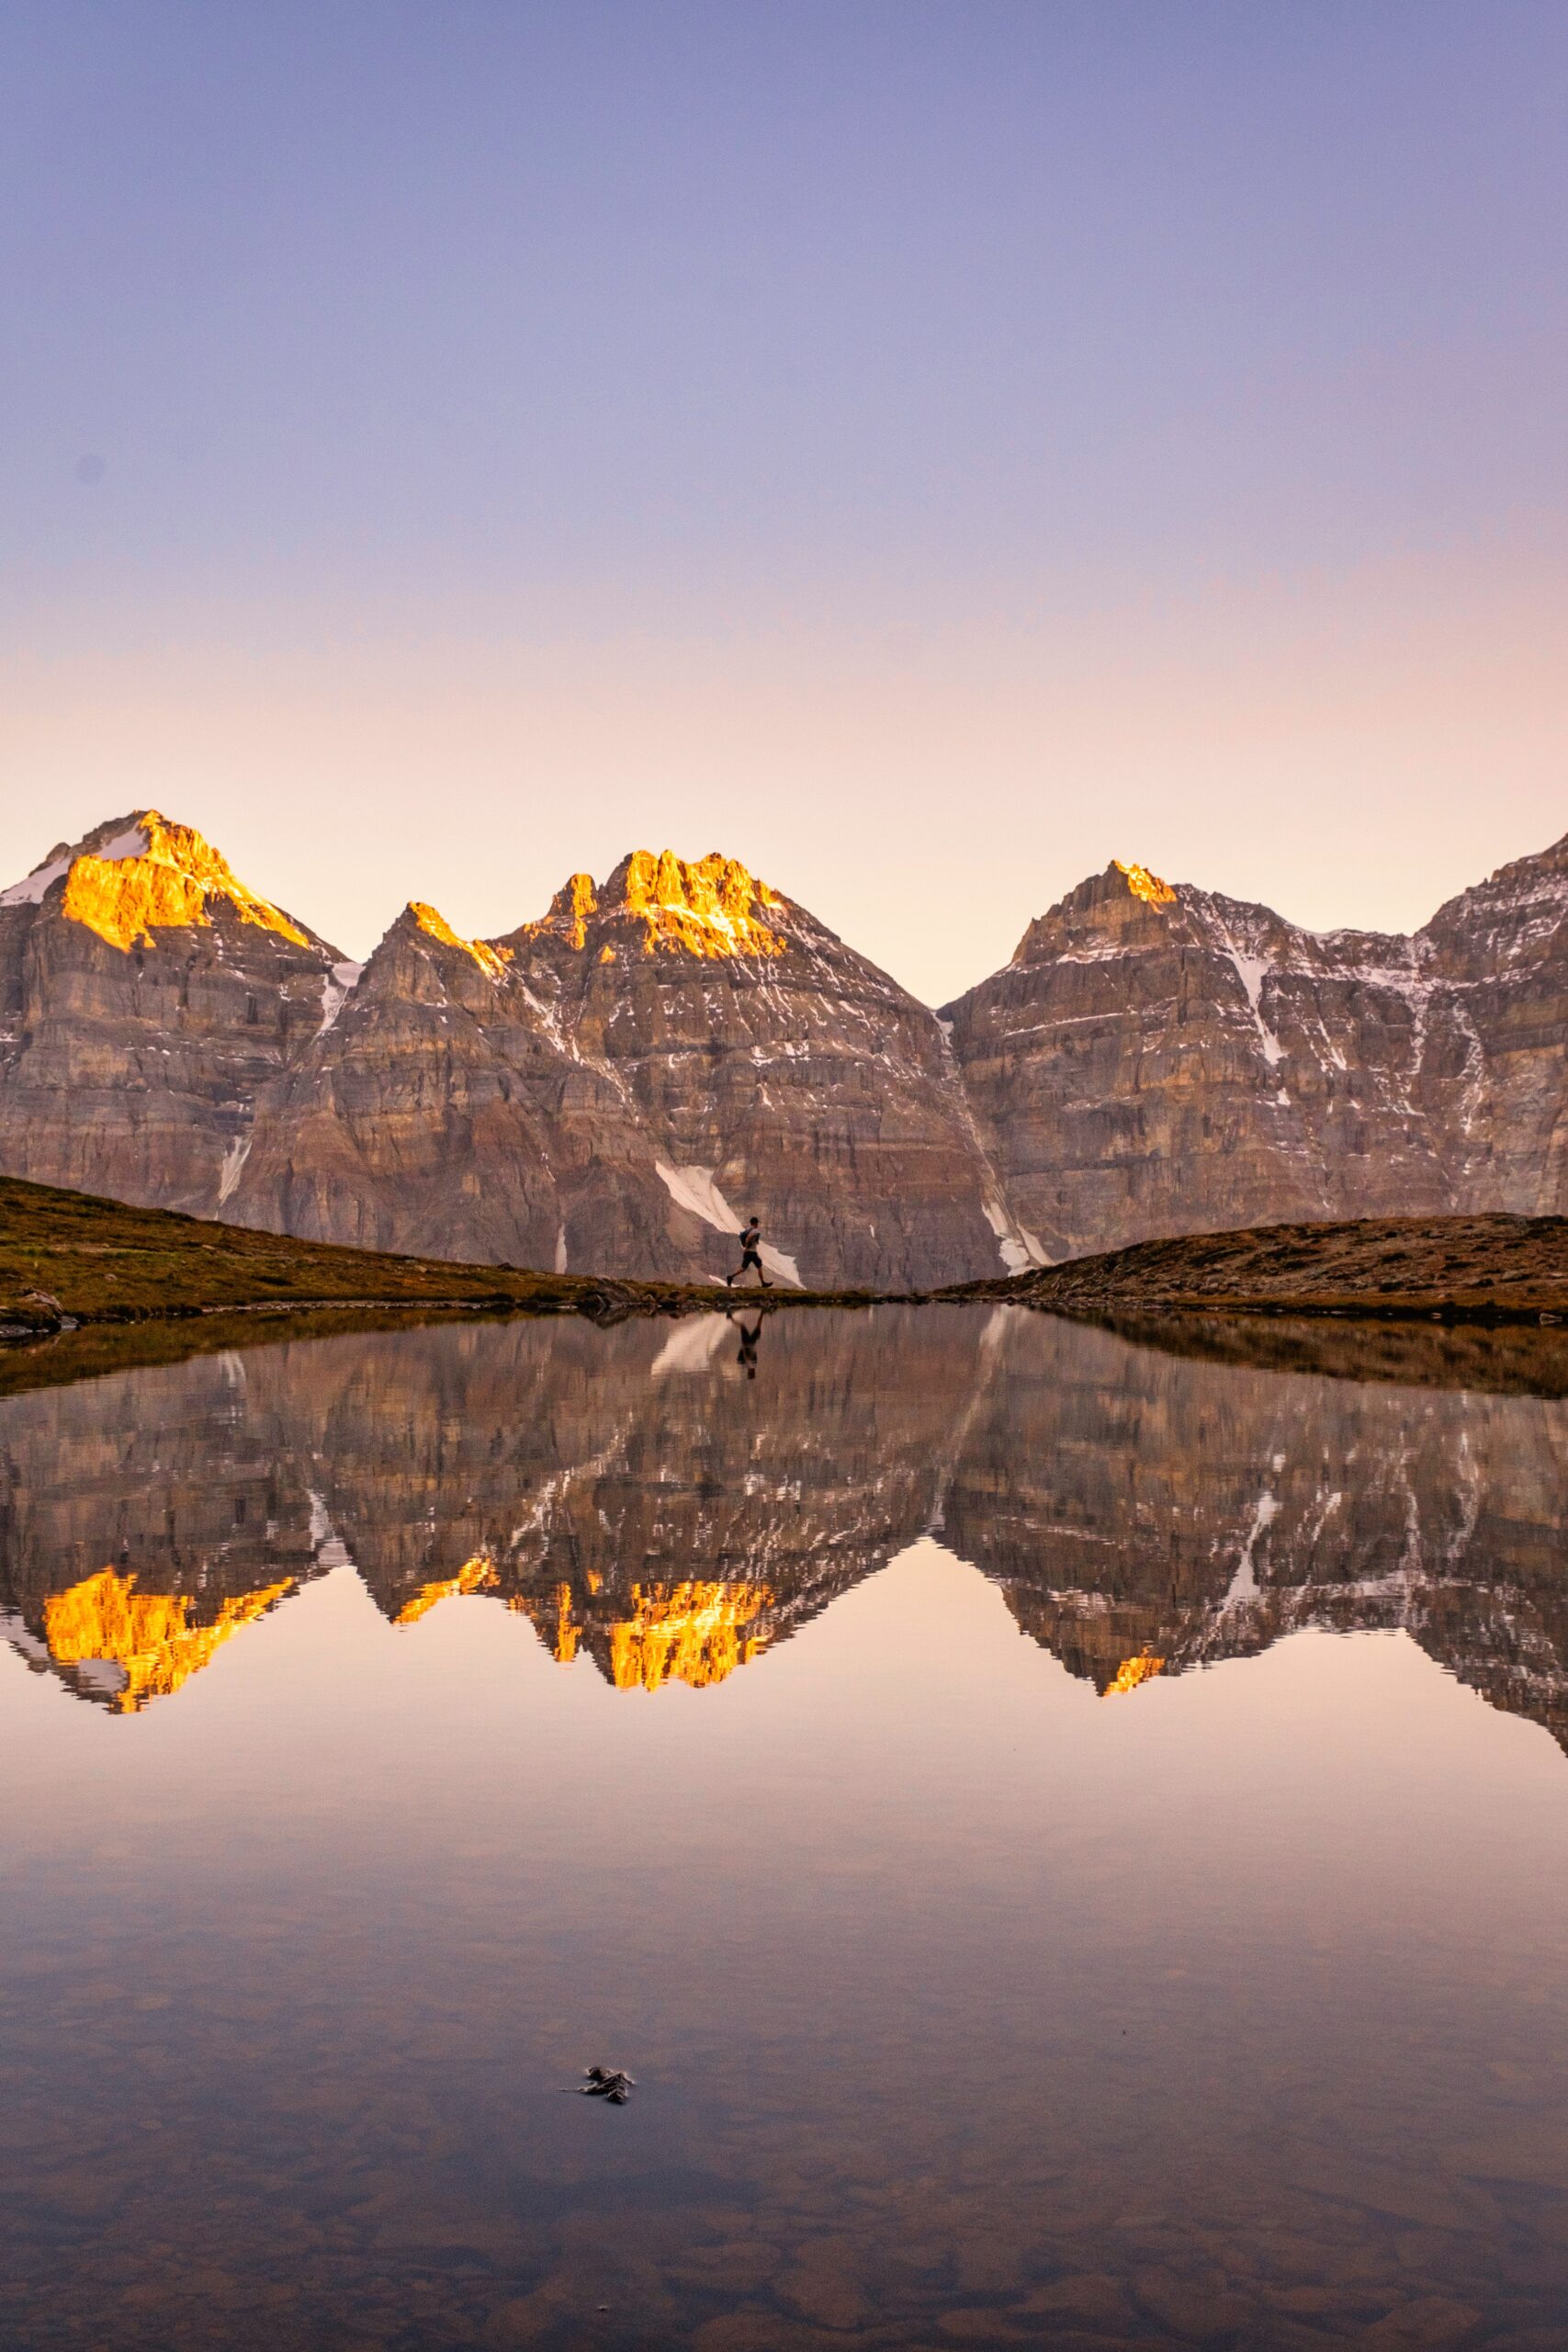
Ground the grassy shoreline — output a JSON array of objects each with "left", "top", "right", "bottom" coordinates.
[
  {"left": 6, "top": 1179, "right": 1568, "bottom": 1406},
  {"left": 7, "top": 1179, "right": 1568, "bottom": 1351},
  {"left": 950, "top": 1211, "right": 1568, "bottom": 1327},
  {"left": 0, "top": 1172, "right": 888, "bottom": 1340}
]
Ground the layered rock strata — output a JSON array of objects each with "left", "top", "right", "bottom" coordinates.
[
  {"left": 221, "top": 899, "right": 667, "bottom": 1272},
  {"left": 226, "top": 848, "right": 1031, "bottom": 1288}
]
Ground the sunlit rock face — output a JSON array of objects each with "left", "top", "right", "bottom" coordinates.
[
  {"left": 0, "top": 811, "right": 340, "bottom": 1214},
  {"left": 0, "top": 1341, "right": 328, "bottom": 1710},
  {"left": 942, "top": 836, "right": 1568, "bottom": 1261},
  {"left": 39, "top": 1566, "right": 294, "bottom": 1712}
]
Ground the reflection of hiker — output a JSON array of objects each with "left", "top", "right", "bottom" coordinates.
[
  {"left": 733, "top": 1312, "right": 762, "bottom": 1379},
  {"left": 726, "top": 1215, "right": 773, "bottom": 1288}
]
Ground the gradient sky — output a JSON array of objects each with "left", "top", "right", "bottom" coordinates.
[{"left": 4, "top": 1, "right": 1566, "bottom": 1002}]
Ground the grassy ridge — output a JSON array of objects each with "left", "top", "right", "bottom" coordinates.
[
  {"left": 958, "top": 1213, "right": 1568, "bottom": 1321},
  {"left": 0, "top": 1173, "right": 715, "bottom": 1330}
]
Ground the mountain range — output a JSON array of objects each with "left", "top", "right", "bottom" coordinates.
[{"left": 2, "top": 808, "right": 1566, "bottom": 1284}]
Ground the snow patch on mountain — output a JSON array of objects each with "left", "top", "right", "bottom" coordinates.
[
  {"left": 1, "top": 824, "right": 150, "bottom": 907},
  {"left": 316, "top": 959, "right": 365, "bottom": 1036},
  {"left": 217, "top": 1134, "right": 253, "bottom": 1205},
  {"left": 656, "top": 1160, "right": 804, "bottom": 1286},
  {"left": 982, "top": 1196, "right": 1049, "bottom": 1274}
]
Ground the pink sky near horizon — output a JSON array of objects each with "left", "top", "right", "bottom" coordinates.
[{"left": 4, "top": 543, "right": 1565, "bottom": 1007}]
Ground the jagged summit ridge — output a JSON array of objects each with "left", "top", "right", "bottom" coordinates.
[
  {"left": 210, "top": 832, "right": 1020, "bottom": 1286},
  {"left": 519, "top": 847, "right": 789, "bottom": 961}
]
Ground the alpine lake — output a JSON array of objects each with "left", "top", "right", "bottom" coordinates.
[{"left": 6, "top": 1300, "right": 1568, "bottom": 2351}]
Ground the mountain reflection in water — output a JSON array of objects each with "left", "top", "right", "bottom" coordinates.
[
  {"left": 7, "top": 1305, "right": 1568, "bottom": 2351},
  {"left": 4, "top": 1305, "right": 1568, "bottom": 1744}
]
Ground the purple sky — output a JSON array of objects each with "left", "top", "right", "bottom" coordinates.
[{"left": 4, "top": 2, "right": 1566, "bottom": 1001}]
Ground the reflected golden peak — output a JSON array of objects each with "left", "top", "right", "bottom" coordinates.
[
  {"left": 407, "top": 902, "right": 512, "bottom": 980},
  {"left": 61, "top": 811, "right": 310, "bottom": 954},
  {"left": 41, "top": 1566, "right": 294, "bottom": 1712},
  {"left": 1103, "top": 1652, "right": 1166, "bottom": 1697},
  {"left": 549, "top": 1580, "right": 581, "bottom": 1663},
  {"left": 393, "top": 1555, "right": 496, "bottom": 1625},
  {"left": 608, "top": 1580, "right": 772, "bottom": 1690},
  {"left": 1113, "top": 860, "right": 1177, "bottom": 909}
]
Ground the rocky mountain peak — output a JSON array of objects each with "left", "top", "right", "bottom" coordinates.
[
  {"left": 1419, "top": 829, "right": 1568, "bottom": 974},
  {"left": 2, "top": 808, "right": 313, "bottom": 954},
  {"left": 1112, "top": 858, "right": 1178, "bottom": 908},
  {"left": 1010, "top": 854, "right": 1189, "bottom": 967},
  {"left": 522, "top": 848, "right": 788, "bottom": 961},
  {"left": 404, "top": 900, "right": 512, "bottom": 981}
]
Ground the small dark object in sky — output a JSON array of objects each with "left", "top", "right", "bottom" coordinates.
[{"left": 573, "top": 2064, "right": 635, "bottom": 2104}]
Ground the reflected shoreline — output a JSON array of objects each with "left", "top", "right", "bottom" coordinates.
[{"left": 9, "top": 1290, "right": 1568, "bottom": 1407}]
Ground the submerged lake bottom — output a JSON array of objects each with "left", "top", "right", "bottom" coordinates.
[{"left": 5, "top": 1304, "right": 1568, "bottom": 2349}]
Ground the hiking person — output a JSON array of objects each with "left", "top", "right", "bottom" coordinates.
[{"left": 726, "top": 1215, "right": 772, "bottom": 1288}]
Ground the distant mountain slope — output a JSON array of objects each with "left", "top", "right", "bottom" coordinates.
[{"left": 0, "top": 1169, "right": 712, "bottom": 1336}]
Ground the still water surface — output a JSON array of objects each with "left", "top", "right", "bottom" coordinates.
[{"left": 5, "top": 1305, "right": 1568, "bottom": 2348}]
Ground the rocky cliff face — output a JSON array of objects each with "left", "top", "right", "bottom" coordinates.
[
  {"left": 942, "top": 836, "right": 1568, "bottom": 1260},
  {"left": 225, "top": 847, "right": 1031, "bottom": 1288},
  {"left": 4, "top": 810, "right": 1568, "bottom": 1278},
  {"left": 0, "top": 812, "right": 342, "bottom": 1214},
  {"left": 220, "top": 899, "right": 666, "bottom": 1272}
]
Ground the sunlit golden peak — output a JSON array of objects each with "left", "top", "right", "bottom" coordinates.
[
  {"left": 1113, "top": 860, "right": 1177, "bottom": 909},
  {"left": 1103, "top": 1652, "right": 1166, "bottom": 1697},
  {"left": 528, "top": 850, "right": 787, "bottom": 959},
  {"left": 40, "top": 1566, "right": 293, "bottom": 1713},
  {"left": 47, "top": 809, "right": 312, "bottom": 955},
  {"left": 407, "top": 901, "right": 512, "bottom": 981},
  {"left": 624, "top": 849, "right": 785, "bottom": 956}
]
